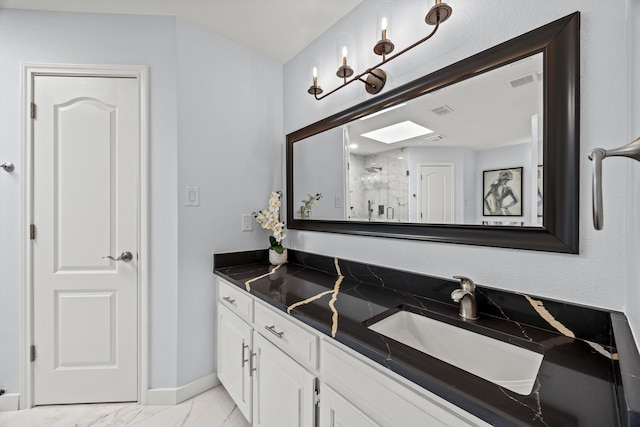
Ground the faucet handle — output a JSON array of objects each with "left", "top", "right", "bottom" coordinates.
[
  {"left": 451, "top": 289, "right": 468, "bottom": 302},
  {"left": 453, "top": 275, "right": 475, "bottom": 292}
]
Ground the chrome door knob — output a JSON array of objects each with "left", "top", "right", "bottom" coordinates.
[{"left": 103, "top": 251, "right": 133, "bottom": 262}]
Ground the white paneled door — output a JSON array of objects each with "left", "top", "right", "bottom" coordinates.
[
  {"left": 32, "top": 75, "right": 140, "bottom": 405},
  {"left": 419, "top": 164, "right": 454, "bottom": 224}
]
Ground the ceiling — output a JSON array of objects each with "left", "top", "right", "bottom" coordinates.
[
  {"left": 0, "top": 0, "right": 363, "bottom": 63},
  {"left": 346, "top": 53, "right": 544, "bottom": 156}
]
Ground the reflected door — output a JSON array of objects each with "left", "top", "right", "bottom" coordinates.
[
  {"left": 419, "top": 164, "right": 453, "bottom": 224},
  {"left": 33, "top": 75, "right": 139, "bottom": 404}
]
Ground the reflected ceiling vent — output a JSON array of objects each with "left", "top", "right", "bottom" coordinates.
[
  {"left": 424, "top": 134, "right": 445, "bottom": 143},
  {"left": 431, "top": 105, "right": 454, "bottom": 116},
  {"left": 506, "top": 72, "right": 538, "bottom": 89}
]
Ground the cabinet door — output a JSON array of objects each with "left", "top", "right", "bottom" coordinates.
[
  {"left": 319, "top": 385, "right": 381, "bottom": 427},
  {"left": 252, "top": 332, "right": 315, "bottom": 427},
  {"left": 217, "top": 304, "right": 252, "bottom": 422}
]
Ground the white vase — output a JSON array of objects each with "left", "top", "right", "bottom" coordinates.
[{"left": 269, "top": 248, "right": 288, "bottom": 266}]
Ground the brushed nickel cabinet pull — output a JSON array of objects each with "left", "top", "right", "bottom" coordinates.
[
  {"left": 264, "top": 325, "right": 284, "bottom": 339},
  {"left": 241, "top": 342, "right": 249, "bottom": 367}
]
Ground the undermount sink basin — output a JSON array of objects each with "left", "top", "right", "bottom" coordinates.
[{"left": 368, "top": 309, "right": 544, "bottom": 395}]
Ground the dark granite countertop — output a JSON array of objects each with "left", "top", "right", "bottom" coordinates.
[{"left": 214, "top": 250, "right": 633, "bottom": 427}]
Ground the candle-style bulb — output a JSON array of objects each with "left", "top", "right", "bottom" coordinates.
[
  {"left": 312, "top": 67, "right": 318, "bottom": 86},
  {"left": 381, "top": 17, "right": 388, "bottom": 39},
  {"left": 342, "top": 46, "right": 348, "bottom": 65}
]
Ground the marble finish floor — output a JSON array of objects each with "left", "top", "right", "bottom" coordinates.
[{"left": 0, "top": 385, "right": 250, "bottom": 427}]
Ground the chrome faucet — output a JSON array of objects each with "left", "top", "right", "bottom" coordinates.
[{"left": 451, "top": 276, "right": 478, "bottom": 320}]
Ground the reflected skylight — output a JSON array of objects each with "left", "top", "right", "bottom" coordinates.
[{"left": 361, "top": 120, "right": 434, "bottom": 144}]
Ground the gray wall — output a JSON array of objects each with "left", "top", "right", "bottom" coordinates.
[
  {"left": 175, "top": 19, "right": 283, "bottom": 386},
  {"left": 293, "top": 127, "right": 344, "bottom": 220},
  {"left": 0, "top": 9, "right": 283, "bottom": 394}
]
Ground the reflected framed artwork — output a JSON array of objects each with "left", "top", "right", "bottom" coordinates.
[{"left": 483, "top": 167, "right": 523, "bottom": 216}]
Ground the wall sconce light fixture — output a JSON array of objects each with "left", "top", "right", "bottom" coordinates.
[{"left": 308, "top": 0, "right": 453, "bottom": 100}]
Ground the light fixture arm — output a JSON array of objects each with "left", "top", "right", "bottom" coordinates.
[{"left": 312, "top": 21, "right": 441, "bottom": 101}]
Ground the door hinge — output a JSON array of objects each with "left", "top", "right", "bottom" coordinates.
[
  {"left": 30, "top": 345, "right": 36, "bottom": 362},
  {"left": 30, "top": 102, "right": 36, "bottom": 119},
  {"left": 314, "top": 378, "right": 321, "bottom": 426},
  {"left": 249, "top": 351, "right": 257, "bottom": 377},
  {"left": 30, "top": 224, "right": 36, "bottom": 240},
  {"left": 313, "top": 378, "right": 320, "bottom": 406}
]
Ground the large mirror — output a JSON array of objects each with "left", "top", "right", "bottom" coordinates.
[{"left": 286, "top": 13, "right": 579, "bottom": 253}]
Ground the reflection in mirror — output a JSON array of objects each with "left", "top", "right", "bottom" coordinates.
[
  {"left": 294, "top": 54, "right": 543, "bottom": 227},
  {"left": 287, "top": 12, "right": 579, "bottom": 253}
]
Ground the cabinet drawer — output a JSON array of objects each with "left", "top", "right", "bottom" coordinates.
[
  {"left": 321, "top": 340, "right": 490, "bottom": 427},
  {"left": 254, "top": 302, "right": 318, "bottom": 369},
  {"left": 218, "top": 278, "right": 253, "bottom": 322}
]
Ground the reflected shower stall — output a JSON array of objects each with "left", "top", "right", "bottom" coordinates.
[{"left": 348, "top": 149, "right": 409, "bottom": 222}]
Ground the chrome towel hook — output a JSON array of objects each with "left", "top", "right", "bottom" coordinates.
[
  {"left": 0, "top": 162, "right": 14, "bottom": 172},
  {"left": 588, "top": 137, "right": 640, "bottom": 230}
]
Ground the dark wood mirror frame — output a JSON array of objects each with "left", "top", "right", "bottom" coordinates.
[{"left": 286, "top": 12, "right": 579, "bottom": 253}]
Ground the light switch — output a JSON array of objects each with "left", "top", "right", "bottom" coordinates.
[
  {"left": 185, "top": 186, "right": 199, "bottom": 207},
  {"left": 242, "top": 214, "right": 253, "bottom": 231}
]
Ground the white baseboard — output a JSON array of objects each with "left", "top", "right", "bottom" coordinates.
[
  {"left": 0, "top": 393, "right": 20, "bottom": 412},
  {"left": 145, "top": 373, "right": 219, "bottom": 406}
]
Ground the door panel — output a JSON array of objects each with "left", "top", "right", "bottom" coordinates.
[
  {"left": 55, "top": 291, "right": 116, "bottom": 367},
  {"left": 33, "top": 75, "right": 139, "bottom": 405},
  {"left": 420, "top": 164, "right": 453, "bottom": 224},
  {"left": 55, "top": 98, "right": 116, "bottom": 271},
  {"left": 217, "top": 304, "right": 253, "bottom": 422},
  {"left": 319, "top": 386, "right": 381, "bottom": 427},
  {"left": 253, "top": 333, "right": 315, "bottom": 427}
]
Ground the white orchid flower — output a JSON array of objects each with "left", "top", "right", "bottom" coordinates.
[
  {"left": 254, "top": 190, "right": 286, "bottom": 247},
  {"left": 273, "top": 222, "right": 284, "bottom": 234},
  {"left": 269, "top": 198, "right": 281, "bottom": 211}
]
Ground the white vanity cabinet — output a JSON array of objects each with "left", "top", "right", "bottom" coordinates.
[
  {"left": 217, "top": 304, "right": 253, "bottom": 421},
  {"left": 252, "top": 333, "right": 316, "bottom": 427},
  {"left": 216, "top": 276, "right": 490, "bottom": 427},
  {"left": 320, "top": 340, "right": 491, "bottom": 427},
  {"left": 319, "top": 385, "right": 381, "bottom": 427},
  {"left": 217, "top": 278, "right": 318, "bottom": 427}
]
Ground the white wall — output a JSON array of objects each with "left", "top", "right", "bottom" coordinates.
[
  {"left": 284, "top": 1, "right": 639, "bottom": 343},
  {"left": 0, "top": 9, "right": 283, "bottom": 395},
  {"left": 626, "top": 0, "right": 640, "bottom": 341}
]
